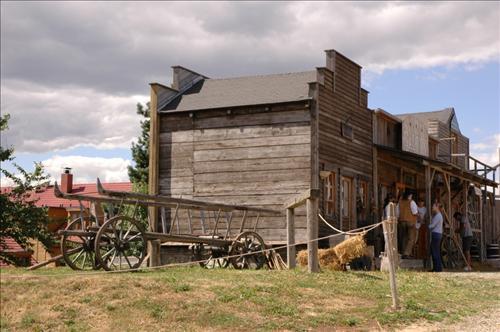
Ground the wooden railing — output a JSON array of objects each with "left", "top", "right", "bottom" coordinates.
[
  {"left": 468, "top": 156, "right": 497, "bottom": 183},
  {"left": 283, "top": 188, "right": 320, "bottom": 272}
]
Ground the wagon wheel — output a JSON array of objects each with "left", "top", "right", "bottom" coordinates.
[
  {"left": 61, "top": 218, "right": 100, "bottom": 270},
  {"left": 192, "top": 244, "right": 229, "bottom": 269},
  {"left": 94, "top": 215, "right": 147, "bottom": 271},
  {"left": 441, "top": 234, "right": 460, "bottom": 269},
  {"left": 229, "top": 231, "right": 267, "bottom": 270}
]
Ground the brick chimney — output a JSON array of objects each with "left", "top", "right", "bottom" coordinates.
[{"left": 60, "top": 167, "right": 73, "bottom": 193}]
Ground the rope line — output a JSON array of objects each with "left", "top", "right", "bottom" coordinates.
[
  {"left": 318, "top": 214, "right": 382, "bottom": 235},
  {"left": 1, "top": 221, "right": 384, "bottom": 279}
]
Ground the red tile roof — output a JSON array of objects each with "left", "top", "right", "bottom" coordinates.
[
  {"left": 0, "top": 237, "right": 26, "bottom": 254},
  {"left": 0, "top": 182, "right": 132, "bottom": 209},
  {"left": 0, "top": 237, "right": 37, "bottom": 267}
]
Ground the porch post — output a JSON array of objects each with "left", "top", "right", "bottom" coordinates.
[
  {"left": 307, "top": 197, "right": 320, "bottom": 273},
  {"left": 286, "top": 208, "right": 296, "bottom": 269}
]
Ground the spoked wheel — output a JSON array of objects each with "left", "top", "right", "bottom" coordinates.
[
  {"left": 192, "top": 243, "right": 229, "bottom": 269},
  {"left": 441, "top": 234, "right": 460, "bottom": 269},
  {"left": 192, "top": 244, "right": 229, "bottom": 269},
  {"left": 229, "top": 231, "right": 267, "bottom": 270},
  {"left": 61, "top": 218, "right": 100, "bottom": 270},
  {"left": 94, "top": 216, "right": 147, "bottom": 271}
]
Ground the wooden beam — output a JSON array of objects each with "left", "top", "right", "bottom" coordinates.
[
  {"left": 373, "top": 146, "right": 379, "bottom": 219},
  {"left": 425, "top": 165, "right": 432, "bottom": 225},
  {"left": 284, "top": 188, "right": 320, "bottom": 209},
  {"left": 148, "top": 84, "right": 161, "bottom": 266},
  {"left": 286, "top": 208, "right": 296, "bottom": 269},
  {"left": 307, "top": 197, "right": 319, "bottom": 273}
]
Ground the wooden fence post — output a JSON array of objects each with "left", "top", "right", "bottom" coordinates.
[
  {"left": 307, "top": 197, "right": 319, "bottom": 273},
  {"left": 149, "top": 239, "right": 161, "bottom": 267},
  {"left": 286, "top": 207, "right": 296, "bottom": 269},
  {"left": 383, "top": 204, "right": 400, "bottom": 310}
]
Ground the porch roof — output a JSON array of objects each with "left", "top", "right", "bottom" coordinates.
[{"left": 375, "top": 144, "right": 498, "bottom": 188}]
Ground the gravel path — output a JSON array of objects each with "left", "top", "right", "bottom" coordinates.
[
  {"left": 400, "top": 307, "right": 500, "bottom": 332},
  {"left": 400, "top": 271, "right": 500, "bottom": 332}
]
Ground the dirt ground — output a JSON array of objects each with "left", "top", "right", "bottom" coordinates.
[{"left": 400, "top": 272, "right": 500, "bottom": 332}]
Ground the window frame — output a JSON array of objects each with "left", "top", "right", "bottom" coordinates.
[{"left": 324, "top": 172, "right": 336, "bottom": 216}]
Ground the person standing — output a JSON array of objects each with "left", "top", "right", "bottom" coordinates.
[
  {"left": 416, "top": 199, "right": 427, "bottom": 240},
  {"left": 398, "top": 192, "right": 419, "bottom": 258},
  {"left": 429, "top": 203, "right": 444, "bottom": 272},
  {"left": 455, "top": 212, "right": 473, "bottom": 271}
]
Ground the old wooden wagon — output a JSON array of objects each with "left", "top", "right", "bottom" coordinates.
[{"left": 56, "top": 179, "right": 281, "bottom": 271}]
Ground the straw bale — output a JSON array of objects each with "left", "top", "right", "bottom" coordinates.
[{"left": 296, "top": 234, "right": 366, "bottom": 270}]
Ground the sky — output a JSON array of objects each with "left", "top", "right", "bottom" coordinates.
[{"left": 1, "top": 1, "right": 499, "bottom": 186}]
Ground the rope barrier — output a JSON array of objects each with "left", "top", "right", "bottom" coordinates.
[
  {"left": 0, "top": 221, "right": 384, "bottom": 279},
  {"left": 318, "top": 214, "right": 382, "bottom": 235}
]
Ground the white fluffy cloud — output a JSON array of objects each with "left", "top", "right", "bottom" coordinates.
[
  {"left": 1, "top": 155, "right": 131, "bottom": 187},
  {"left": 0, "top": 80, "right": 147, "bottom": 153},
  {"left": 0, "top": 2, "right": 499, "bottom": 154},
  {"left": 42, "top": 155, "right": 131, "bottom": 184}
]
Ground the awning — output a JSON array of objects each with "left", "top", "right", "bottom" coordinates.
[{"left": 375, "top": 144, "right": 498, "bottom": 188}]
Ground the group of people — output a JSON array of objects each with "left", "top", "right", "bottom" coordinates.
[{"left": 383, "top": 191, "right": 473, "bottom": 272}]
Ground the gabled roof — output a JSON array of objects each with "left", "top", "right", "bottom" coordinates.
[
  {"left": 0, "top": 182, "right": 132, "bottom": 209},
  {"left": 160, "top": 71, "right": 316, "bottom": 113},
  {"left": 374, "top": 108, "right": 402, "bottom": 123},
  {"left": 396, "top": 108, "right": 454, "bottom": 125}
]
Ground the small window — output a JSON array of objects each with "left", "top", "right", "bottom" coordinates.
[
  {"left": 341, "top": 123, "right": 353, "bottom": 140},
  {"left": 325, "top": 172, "right": 336, "bottom": 215},
  {"left": 341, "top": 177, "right": 352, "bottom": 219}
]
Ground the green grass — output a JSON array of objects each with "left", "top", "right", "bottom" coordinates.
[{"left": 1, "top": 267, "right": 499, "bottom": 331}]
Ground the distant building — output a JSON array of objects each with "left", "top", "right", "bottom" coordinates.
[{"left": 0, "top": 169, "right": 131, "bottom": 266}]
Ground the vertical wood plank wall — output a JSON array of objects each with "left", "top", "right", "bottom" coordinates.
[
  {"left": 158, "top": 104, "right": 312, "bottom": 243},
  {"left": 317, "top": 52, "right": 373, "bottom": 235},
  {"left": 429, "top": 121, "right": 469, "bottom": 170}
]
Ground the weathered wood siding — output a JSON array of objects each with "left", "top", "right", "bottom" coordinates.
[
  {"left": 428, "top": 120, "right": 469, "bottom": 169},
  {"left": 455, "top": 131, "right": 469, "bottom": 170},
  {"left": 374, "top": 115, "right": 401, "bottom": 149},
  {"left": 317, "top": 51, "right": 373, "bottom": 235},
  {"left": 402, "top": 116, "right": 429, "bottom": 157},
  {"left": 158, "top": 104, "right": 312, "bottom": 243}
]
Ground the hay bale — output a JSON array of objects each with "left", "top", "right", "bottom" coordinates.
[
  {"left": 334, "top": 235, "right": 366, "bottom": 265},
  {"left": 296, "top": 250, "right": 309, "bottom": 267},
  {"left": 296, "top": 248, "right": 342, "bottom": 270},
  {"left": 318, "top": 248, "right": 341, "bottom": 270},
  {"left": 295, "top": 234, "right": 367, "bottom": 270}
]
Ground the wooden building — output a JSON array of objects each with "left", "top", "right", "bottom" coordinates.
[
  {"left": 148, "top": 49, "right": 373, "bottom": 250},
  {"left": 373, "top": 108, "right": 498, "bottom": 264},
  {"left": 148, "top": 48, "right": 498, "bottom": 267}
]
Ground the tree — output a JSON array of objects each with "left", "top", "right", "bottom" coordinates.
[
  {"left": 0, "top": 114, "right": 53, "bottom": 265},
  {"left": 127, "top": 103, "right": 150, "bottom": 225},
  {"left": 0, "top": 114, "right": 13, "bottom": 162},
  {"left": 128, "top": 102, "right": 150, "bottom": 191}
]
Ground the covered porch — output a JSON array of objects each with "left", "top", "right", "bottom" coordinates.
[{"left": 374, "top": 145, "right": 498, "bottom": 268}]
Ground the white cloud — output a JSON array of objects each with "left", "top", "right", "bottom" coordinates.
[
  {"left": 0, "top": 79, "right": 147, "bottom": 153},
  {"left": 42, "top": 155, "right": 131, "bottom": 183},
  {"left": 469, "top": 133, "right": 500, "bottom": 181},
  {"left": 0, "top": 2, "right": 498, "bottom": 154}
]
